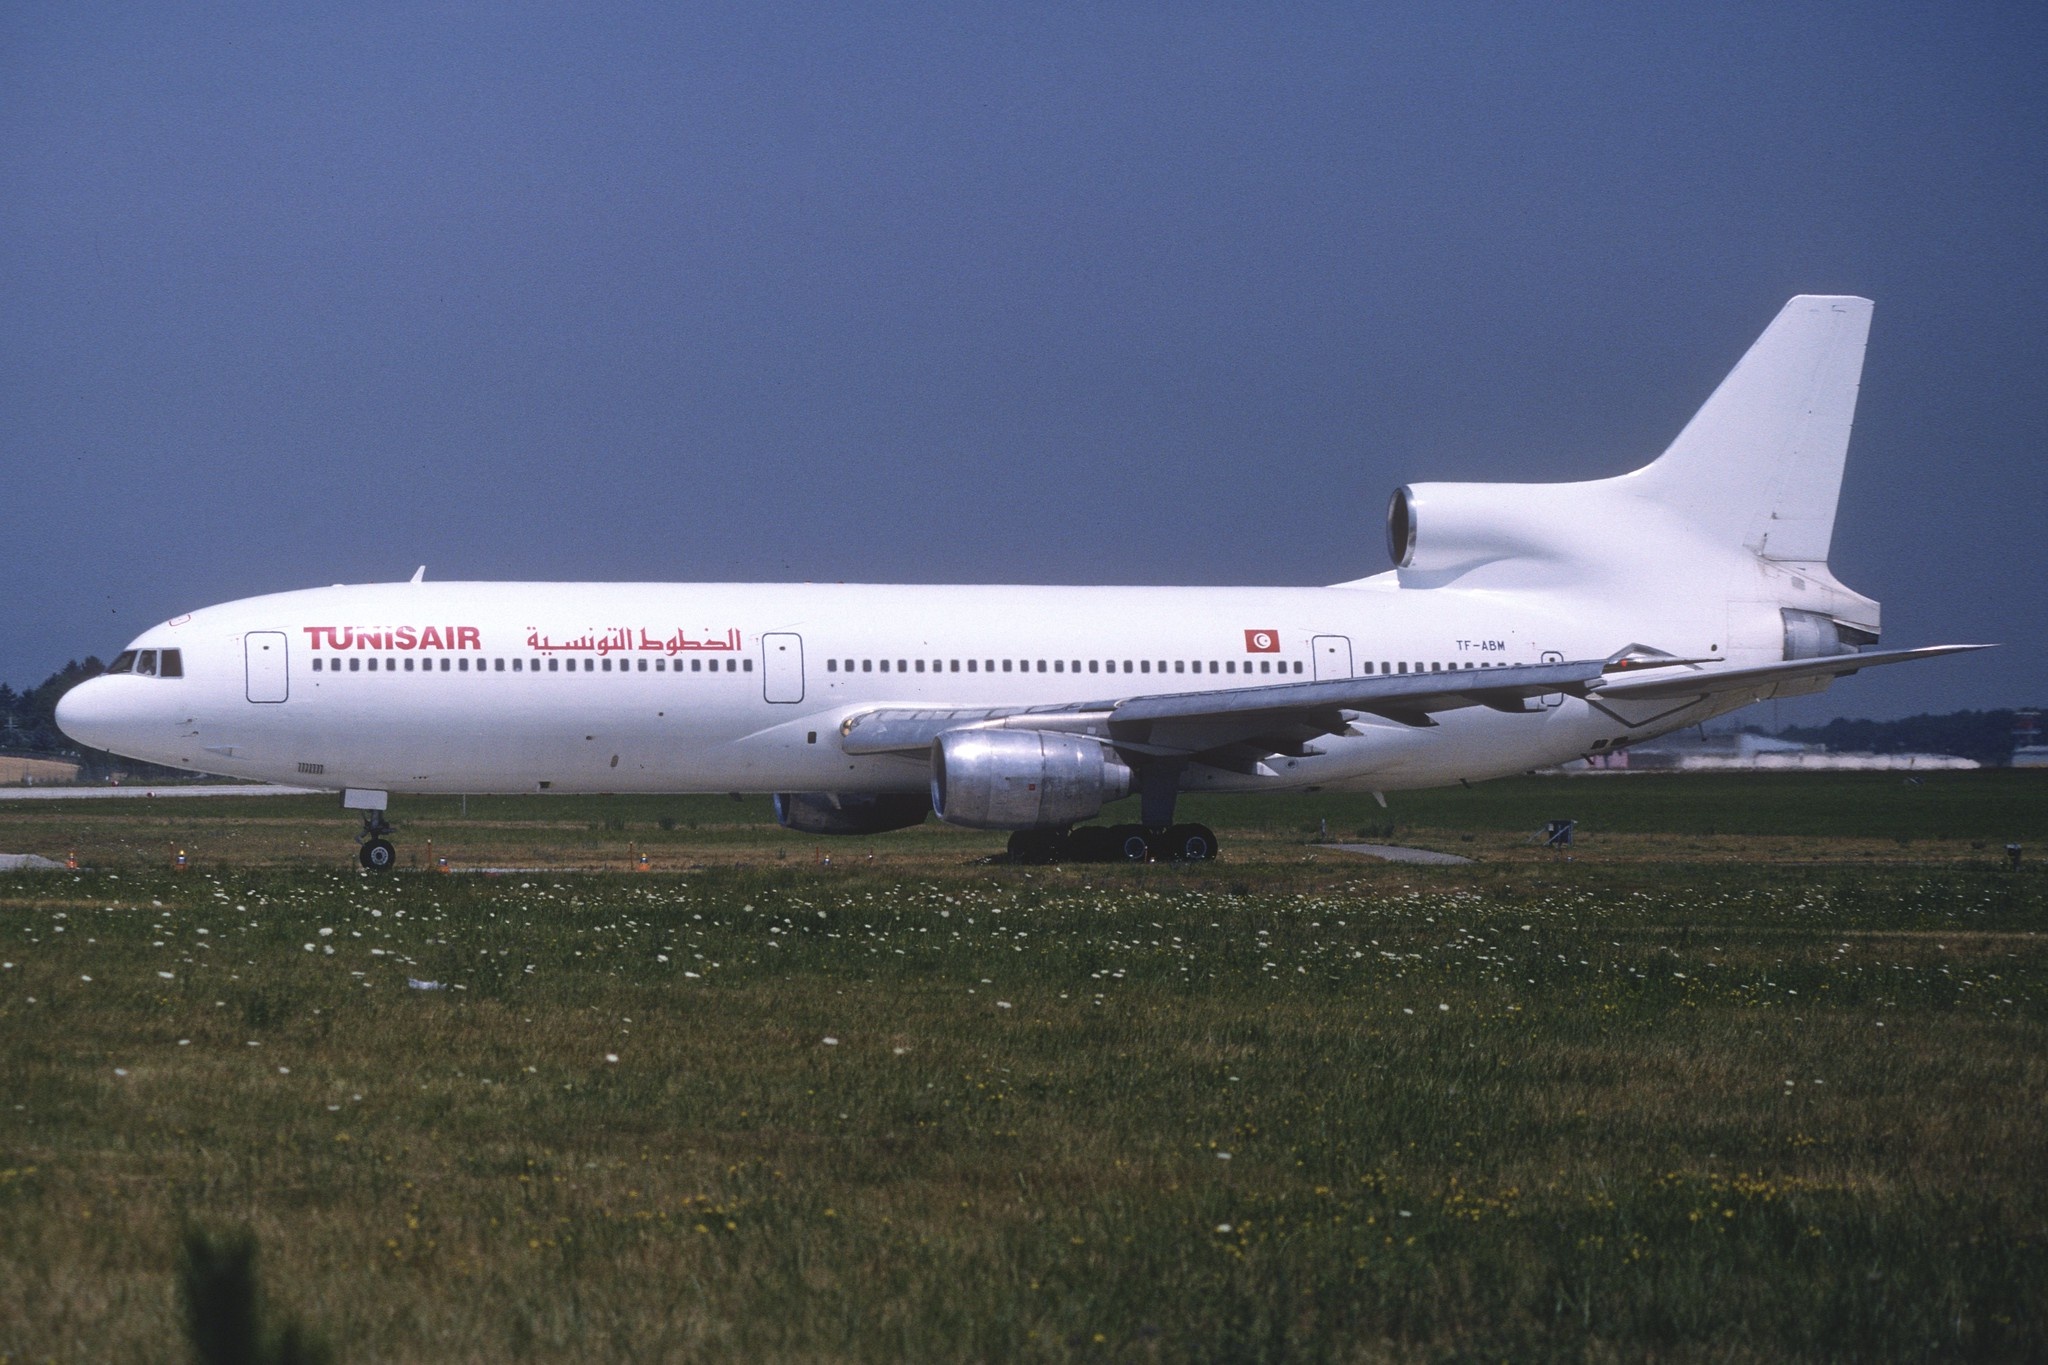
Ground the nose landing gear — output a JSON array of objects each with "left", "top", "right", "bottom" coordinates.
[{"left": 355, "top": 810, "right": 396, "bottom": 871}]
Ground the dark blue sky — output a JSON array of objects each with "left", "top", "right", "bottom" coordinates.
[{"left": 5, "top": 3, "right": 2043, "bottom": 721}]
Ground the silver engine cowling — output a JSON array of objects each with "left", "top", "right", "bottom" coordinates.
[
  {"left": 929, "top": 729, "right": 1132, "bottom": 830},
  {"left": 773, "top": 792, "right": 932, "bottom": 835}
]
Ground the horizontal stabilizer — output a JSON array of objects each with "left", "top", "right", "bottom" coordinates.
[{"left": 1591, "top": 644, "right": 1990, "bottom": 702}]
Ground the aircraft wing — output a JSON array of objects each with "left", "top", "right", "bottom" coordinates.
[
  {"left": 1586, "top": 644, "right": 1992, "bottom": 702},
  {"left": 838, "top": 656, "right": 1614, "bottom": 764}
]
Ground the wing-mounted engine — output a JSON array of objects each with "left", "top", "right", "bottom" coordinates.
[
  {"left": 773, "top": 791, "right": 932, "bottom": 836},
  {"left": 930, "top": 729, "right": 1132, "bottom": 830}
]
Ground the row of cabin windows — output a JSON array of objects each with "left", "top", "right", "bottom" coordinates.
[
  {"left": 826, "top": 657, "right": 1310, "bottom": 676},
  {"left": 307, "top": 654, "right": 1516, "bottom": 678},
  {"left": 311, "top": 656, "right": 752, "bottom": 674},
  {"left": 819, "top": 657, "right": 1514, "bottom": 677},
  {"left": 106, "top": 648, "right": 184, "bottom": 678}
]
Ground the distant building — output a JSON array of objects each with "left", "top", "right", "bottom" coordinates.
[
  {"left": 1555, "top": 729, "right": 1977, "bottom": 773},
  {"left": 0, "top": 755, "right": 83, "bottom": 785},
  {"left": 2014, "top": 747, "right": 2048, "bottom": 770}
]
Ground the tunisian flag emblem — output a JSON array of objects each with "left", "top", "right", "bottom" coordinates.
[{"left": 1243, "top": 629, "right": 1281, "bottom": 653}]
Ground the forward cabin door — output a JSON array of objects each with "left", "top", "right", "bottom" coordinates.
[
  {"left": 1311, "top": 635, "right": 1354, "bottom": 682},
  {"left": 245, "top": 632, "right": 289, "bottom": 703},
  {"left": 762, "top": 633, "right": 805, "bottom": 703}
]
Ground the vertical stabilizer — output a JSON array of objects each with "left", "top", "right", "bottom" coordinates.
[{"left": 1625, "top": 295, "right": 1871, "bottom": 563}]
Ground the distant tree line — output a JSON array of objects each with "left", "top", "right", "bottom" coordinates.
[
  {"left": 1769, "top": 709, "right": 2033, "bottom": 768},
  {"left": 0, "top": 657, "right": 104, "bottom": 755}
]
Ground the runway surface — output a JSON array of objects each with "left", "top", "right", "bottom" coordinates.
[{"left": 1318, "top": 842, "right": 1475, "bottom": 865}]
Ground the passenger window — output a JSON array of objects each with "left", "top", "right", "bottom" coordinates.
[
  {"left": 1122, "top": 661, "right": 1133, "bottom": 673},
  {"left": 349, "top": 658, "right": 361, "bottom": 672},
  {"left": 731, "top": 659, "right": 742, "bottom": 672},
  {"left": 369, "top": 658, "right": 380, "bottom": 672},
  {"left": 1087, "top": 661, "right": 1098, "bottom": 673},
  {"left": 311, "top": 658, "right": 323, "bottom": 673},
  {"left": 636, "top": 659, "right": 646, "bottom": 672}
]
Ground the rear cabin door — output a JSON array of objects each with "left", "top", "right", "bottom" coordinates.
[
  {"left": 762, "top": 633, "right": 805, "bottom": 703},
  {"left": 1311, "top": 634, "right": 1354, "bottom": 682},
  {"left": 245, "top": 632, "right": 289, "bottom": 703}
]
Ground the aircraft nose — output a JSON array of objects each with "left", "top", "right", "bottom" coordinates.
[{"left": 55, "top": 678, "right": 125, "bottom": 752}]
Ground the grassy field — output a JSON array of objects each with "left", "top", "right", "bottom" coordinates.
[{"left": 2, "top": 773, "right": 2045, "bottom": 1361}]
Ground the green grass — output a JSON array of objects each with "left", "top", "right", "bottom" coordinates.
[{"left": 2, "top": 777, "right": 2046, "bottom": 1360}]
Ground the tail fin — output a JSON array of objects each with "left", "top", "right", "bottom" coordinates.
[{"left": 1625, "top": 295, "right": 1872, "bottom": 563}]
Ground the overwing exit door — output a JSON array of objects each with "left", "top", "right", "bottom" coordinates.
[{"left": 1312, "top": 635, "right": 1354, "bottom": 681}]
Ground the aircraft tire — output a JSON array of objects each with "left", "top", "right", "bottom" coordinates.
[
  {"left": 1112, "top": 825, "right": 1153, "bottom": 862},
  {"left": 1165, "top": 823, "right": 1218, "bottom": 862},
  {"left": 359, "top": 838, "right": 396, "bottom": 871}
]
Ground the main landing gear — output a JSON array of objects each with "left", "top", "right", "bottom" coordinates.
[
  {"left": 356, "top": 810, "right": 396, "bottom": 871},
  {"left": 1006, "top": 823, "right": 1219, "bottom": 865}
]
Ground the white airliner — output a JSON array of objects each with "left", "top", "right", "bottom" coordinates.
[{"left": 57, "top": 296, "right": 1984, "bottom": 867}]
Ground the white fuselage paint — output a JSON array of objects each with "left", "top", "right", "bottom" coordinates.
[{"left": 55, "top": 574, "right": 1765, "bottom": 801}]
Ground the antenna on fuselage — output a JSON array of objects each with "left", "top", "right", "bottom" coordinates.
[{"left": 410, "top": 566, "right": 426, "bottom": 584}]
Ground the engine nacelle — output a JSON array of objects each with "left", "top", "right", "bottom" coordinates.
[
  {"left": 773, "top": 791, "right": 931, "bottom": 836},
  {"left": 1386, "top": 482, "right": 1590, "bottom": 574},
  {"left": 929, "top": 729, "right": 1132, "bottom": 830}
]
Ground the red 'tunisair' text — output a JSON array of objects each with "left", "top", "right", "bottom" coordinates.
[{"left": 302, "top": 626, "right": 482, "bottom": 651}]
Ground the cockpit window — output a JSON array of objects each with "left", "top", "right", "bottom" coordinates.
[
  {"left": 104, "top": 647, "right": 180, "bottom": 678},
  {"left": 108, "top": 650, "right": 137, "bottom": 674},
  {"left": 135, "top": 650, "right": 158, "bottom": 676},
  {"left": 159, "top": 649, "right": 183, "bottom": 678}
]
